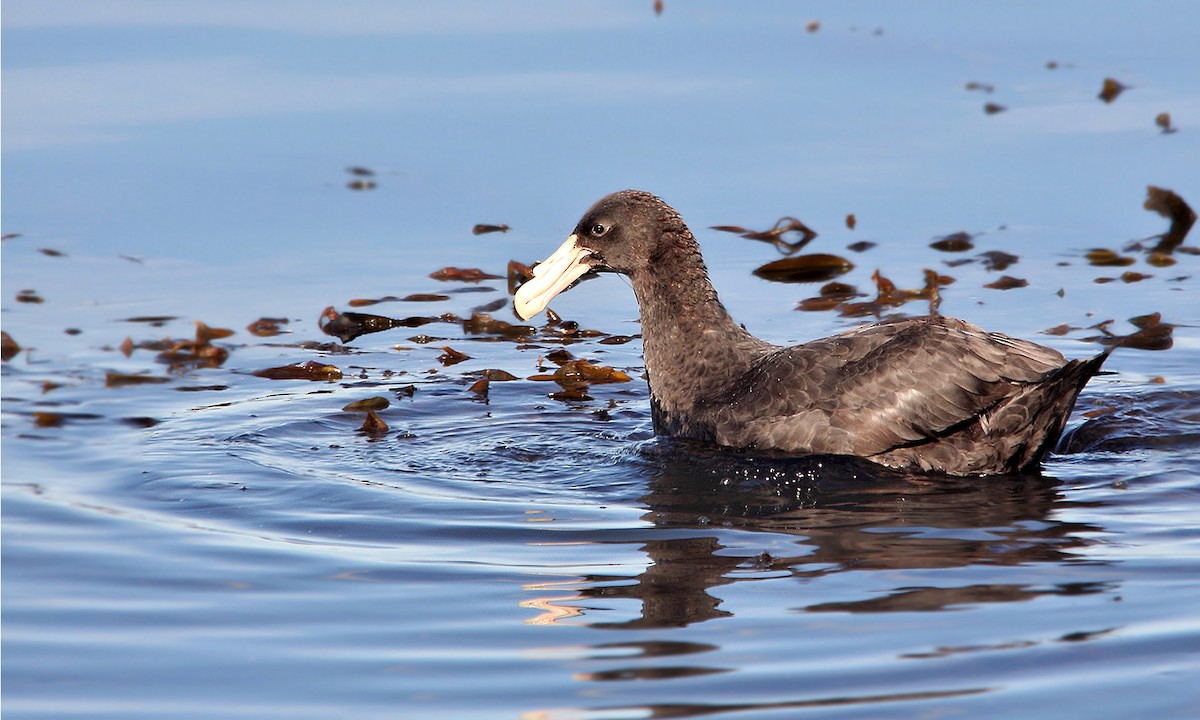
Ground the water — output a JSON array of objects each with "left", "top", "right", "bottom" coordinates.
[{"left": 4, "top": 3, "right": 1200, "bottom": 718}]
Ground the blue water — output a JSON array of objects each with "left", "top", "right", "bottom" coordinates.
[{"left": 4, "top": 3, "right": 1200, "bottom": 718}]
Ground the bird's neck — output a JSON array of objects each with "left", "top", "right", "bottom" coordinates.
[{"left": 628, "top": 243, "right": 770, "bottom": 431}]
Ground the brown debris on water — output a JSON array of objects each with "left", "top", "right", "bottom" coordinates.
[
  {"left": 1143, "top": 185, "right": 1195, "bottom": 254},
  {"left": 342, "top": 396, "right": 390, "bottom": 412},
  {"left": 1098, "top": 78, "right": 1127, "bottom": 104},
  {"left": 347, "top": 179, "right": 376, "bottom": 191},
  {"left": 983, "top": 103, "right": 1007, "bottom": 115},
  {"left": 966, "top": 82, "right": 995, "bottom": 93},
  {"left": 1156, "top": 113, "right": 1177, "bottom": 134},
  {"left": 462, "top": 312, "right": 535, "bottom": 339},
  {"left": 796, "top": 281, "right": 863, "bottom": 312},
  {"left": 983, "top": 275, "right": 1028, "bottom": 290},
  {"left": 2, "top": 332, "right": 22, "bottom": 361},
  {"left": 319, "top": 306, "right": 443, "bottom": 343},
  {"left": 846, "top": 240, "right": 876, "bottom": 253},
  {"left": 845, "top": 214, "right": 857, "bottom": 230},
  {"left": 1084, "top": 313, "right": 1174, "bottom": 351},
  {"left": 978, "top": 250, "right": 1019, "bottom": 272},
  {"left": 253, "top": 361, "right": 343, "bottom": 381},
  {"left": 930, "top": 232, "right": 975, "bottom": 252},
  {"left": 472, "top": 224, "right": 510, "bottom": 235},
  {"left": 346, "top": 166, "right": 375, "bottom": 177},
  {"left": 712, "top": 216, "right": 818, "bottom": 254},
  {"left": 507, "top": 260, "right": 534, "bottom": 295},
  {"left": 105, "top": 371, "right": 171, "bottom": 388},
  {"left": 38, "top": 248, "right": 67, "bottom": 257},
  {"left": 247, "top": 317, "right": 289, "bottom": 337},
  {"left": 359, "top": 410, "right": 388, "bottom": 434},
  {"left": 437, "top": 345, "right": 470, "bottom": 366},
  {"left": 16, "top": 289, "right": 44, "bottom": 304},
  {"left": 1086, "top": 248, "right": 1136, "bottom": 267},
  {"left": 753, "top": 254, "right": 854, "bottom": 283},
  {"left": 429, "top": 266, "right": 502, "bottom": 282}
]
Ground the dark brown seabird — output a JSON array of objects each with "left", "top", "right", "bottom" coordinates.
[{"left": 514, "top": 190, "right": 1108, "bottom": 476}]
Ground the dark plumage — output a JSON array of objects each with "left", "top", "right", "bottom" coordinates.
[{"left": 514, "top": 190, "right": 1108, "bottom": 476}]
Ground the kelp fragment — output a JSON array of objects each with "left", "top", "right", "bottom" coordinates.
[
  {"left": 38, "top": 248, "right": 67, "bottom": 257},
  {"left": 1098, "top": 78, "right": 1127, "bottom": 104},
  {"left": 472, "top": 224, "right": 510, "bottom": 235},
  {"left": 1085, "top": 249, "right": 1136, "bottom": 267},
  {"left": 247, "top": 317, "right": 289, "bottom": 337},
  {"left": 105, "top": 371, "right": 171, "bottom": 387},
  {"left": 347, "top": 180, "right": 376, "bottom": 191},
  {"left": 712, "top": 217, "right": 818, "bottom": 254},
  {"left": 983, "top": 275, "right": 1028, "bottom": 290},
  {"left": 1, "top": 331, "right": 20, "bottom": 361},
  {"left": 753, "top": 254, "right": 854, "bottom": 283},
  {"left": 319, "top": 306, "right": 439, "bottom": 343},
  {"left": 1084, "top": 313, "right": 1174, "bottom": 351},
  {"left": 342, "top": 396, "right": 390, "bottom": 412},
  {"left": 978, "top": 250, "right": 1019, "bottom": 272},
  {"left": 403, "top": 293, "right": 451, "bottom": 302},
  {"left": 437, "top": 346, "right": 470, "bottom": 366},
  {"left": 253, "top": 361, "right": 343, "bottom": 381},
  {"left": 194, "top": 321, "right": 233, "bottom": 344},
  {"left": 462, "top": 312, "right": 535, "bottom": 339},
  {"left": 16, "top": 289, "right": 44, "bottom": 304},
  {"left": 965, "top": 82, "right": 995, "bottom": 93},
  {"left": 429, "top": 266, "right": 502, "bottom": 282},
  {"left": 983, "top": 103, "right": 1007, "bottom": 115},
  {"left": 1143, "top": 186, "right": 1195, "bottom": 254},
  {"left": 845, "top": 214, "right": 857, "bottom": 230},
  {"left": 1156, "top": 113, "right": 1176, "bottom": 134},
  {"left": 930, "top": 232, "right": 975, "bottom": 252},
  {"left": 346, "top": 166, "right": 375, "bottom": 177},
  {"left": 846, "top": 240, "right": 876, "bottom": 253},
  {"left": 360, "top": 410, "right": 388, "bottom": 434}
]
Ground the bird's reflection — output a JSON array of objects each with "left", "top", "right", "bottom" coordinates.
[{"left": 573, "top": 439, "right": 1108, "bottom": 629}]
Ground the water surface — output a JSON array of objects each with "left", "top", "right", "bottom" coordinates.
[{"left": 4, "top": 3, "right": 1200, "bottom": 718}]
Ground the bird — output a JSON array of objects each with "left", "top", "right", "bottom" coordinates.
[{"left": 513, "top": 190, "right": 1109, "bottom": 476}]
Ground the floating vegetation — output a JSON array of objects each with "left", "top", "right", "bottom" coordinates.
[
  {"left": 1085, "top": 249, "right": 1136, "bottom": 267},
  {"left": 472, "top": 224, "right": 510, "bottom": 235},
  {"left": 319, "top": 307, "right": 448, "bottom": 343},
  {"left": 845, "top": 214, "right": 857, "bottom": 230},
  {"left": 437, "top": 345, "right": 470, "bottom": 366},
  {"left": 1098, "top": 77, "right": 1127, "bottom": 104},
  {"left": 712, "top": 216, "right": 818, "bottom": 254},
  {"left": 983, "top": 103, "right": 1007, "bottom": 115},
  {"left": 983, "top": 275, "right": 1028, "bottom": 290},
  {"left": 347, "top": 179, "right": 376, "bottom": 191},
  {"left": 930, "top": 231, "right": 975, "bottom": 252},
  {"left": 978, "top": 250, "right": 1019, "bottom": 272},
  {"left": 965, "top": 82, "right": 995, "bottom": 93},
  {"left": 247, "top": 317, "right": 289, "bottom": 337},
  {"left": 1143, "top": 186, "right": 1195, "bottom": 254},
  {"left": 342, "top": 397, "right": 390, "bottom": 412},
  {"left": 1, "top": 331, "right": 20, "bottom": 361},
  {"left": 16, "top": 289, "right": 44, "bottom": 304},
  {"left": 253, "top": 361, "right": 343, "bottom": 381},
  {"left": 846, "top": 240, "right": 876, "bottom": 253},
  {"left": 429, "top": 266, "right": 503, "bottom": 282},
  {"left": 105, "top": 371, "right": 171, "bottom": 388},
  {"left": 1084, "top": 313, "right": 1174, "bottom": 351},
  {"left": 753, "top": 254, "right": 854, "bottom": 283},
  {"left": 1156, "top": 113, "right": 1176, "bottom": 134},
  {"left": 38, "top": 248, "right": 66, "bottom": 257}
]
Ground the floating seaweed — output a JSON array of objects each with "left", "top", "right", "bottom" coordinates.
[
  {"left": 753, "top": 254, "right": 854, "bottom": 283},
  {"left": 437, "top": 346, "right": 470, "bottom": 366},
  {"left": 429, "top": 266, "right": 502, "bottom": 282},
  {"left": 347, "top": 180, "right": 376, "bottom": 191},
  {"left": 253, "top": 361, "right": 343, "bottom": 381},
  {"left": 1084, "top": 313, "right": 1173, "bottom": 351},
  {"left": 983, "top": 275, "right": 1028, "bottom": 290},
  {"left": 1098, "top": 77, "right": 1127, "bottom": 104},
  {"left": 966, "top": 82, "right": 995, "bottom": 93},
  {"left": 105, "top": 371, "right": 171, "bottom": 388},
  {"left": 712, "top": 216, "right": 818, "bottom": 254},
  {"left": 1143, "top": 186, "right": 1195, "bottom": 254},
  {"left": 983, "top": 103, "right": 1007, "bottom": 115},
  {"left": 1085, "top": 249, "right": 1136, "bottom": 267},
  {"left": 472, "top": 224, "right": 510, "bottom": 235},
  {"left": 462, "top": 312, "right": 535, "bottom": 339},
  {"left": 978, "top": 250, "right": 1019, "bottom": 272},
  {"left": 16, "top": 289, "right": 44, "bottom": 304},
  {"left": 1156, "top": 113, "right": 1176, "bottom": 134},
  {"left": 846, "top": 240, "right": 876, "bottom": 253},
  {"left": 342, "top": 397, "right": 390, "bottom": 412},
  {"left": 38, "top": 248, "right": 67, "bottom": 257},
  {"left": 845, "top": 214, "right": 857, "bottom": 230},
  {"left": 930, "top": 232, "right": 975, "bottom": 252},
  {"left": 246, "top": 317, "right": 289, "bottom": 337},
  {"left": 319, "top": 306, "right": 444, "bottom": 343},
  {"left": 1, "top": 331, "right": 19, "bottom": 362}
]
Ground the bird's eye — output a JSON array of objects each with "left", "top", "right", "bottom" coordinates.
[{"left": 590, "top": 223, "right": 608, "bottom": 237}]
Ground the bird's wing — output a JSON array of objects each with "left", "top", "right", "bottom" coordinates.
[{"left": 710, "top": 316, "right": 1069, "bottom": 456}]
